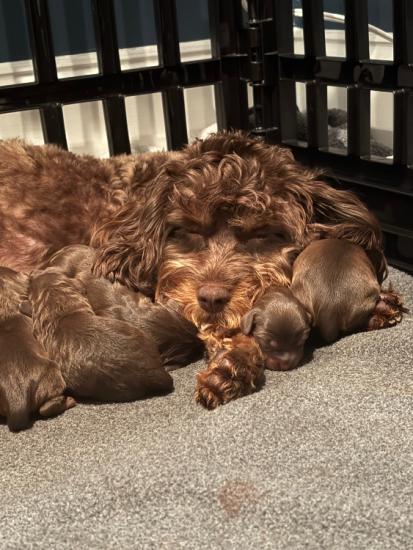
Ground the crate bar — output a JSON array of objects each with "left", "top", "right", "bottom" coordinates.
[
  {"left": 208, "top": 0, "right": 249, "bottom": 132},
  {"left": 393, "top": 90, "right": 413, "bottom": 165},
  {"left": 344, "top": 0, "right": 369, "bottom": 61},
  {"left": 272, "top": 0, "right": 296, "bottom": 143},
  {"left": 0, "top": 61, "right": 221, "bottom": 113},
  {"left": 247, "top": 0, "right": 279, "bottom": 139},
  {"left": 40, "top": 103, "right": 67, "bottom": 149},
  {"left": 306, "top": 81, "right": 328, "bottom": 148},
  {"left": 153, "top": 0, "right": 187, "bottom": 150},
  {"left": 24, "top": 0, "right": 67, "bottom": 149},
  {"left": 393, "top": 0, "right": 413, "bottom": 65},
  {"left": 91, "top": 0, "right": 130, "bottom": 155},
  {"left": 301, "top": 0, "right": 325, "bottom": 58},
  {"left": 347, "top": 85, "right": 370, "bottom": 157}
]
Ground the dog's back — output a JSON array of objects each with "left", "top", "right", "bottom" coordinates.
[{"left": 291, "top": 239, "right": 380, "bottom": 342}]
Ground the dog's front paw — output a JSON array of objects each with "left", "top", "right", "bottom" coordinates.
[
  {"left": 195, "top": 350, "right": 264, "bottom": 410},
  {"left": 367, "top": 287, "right": 408, "bottom": 330}
]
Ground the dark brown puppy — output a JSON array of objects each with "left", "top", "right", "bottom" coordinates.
[
  {"left": 0, "top": 267, "right": 73, "bottom": 431},
  {"left": 43, "top": 245, "right": 204, "bottom": 370},
  {"left": 26, "top": 268, "right": 173, "bottom": 402},
  {"left": 241, "top": 239, "right": 406, "bottom": 371}
]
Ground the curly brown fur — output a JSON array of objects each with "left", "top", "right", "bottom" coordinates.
[
  {"left": 0, "top": 267, "right": 73, "bottom": 431},
  {"left": 26, "top": 268, "right": 173, "bottom": 402},
  {"left": 0, "top": 132, "right": 388, "bottom": 409}
]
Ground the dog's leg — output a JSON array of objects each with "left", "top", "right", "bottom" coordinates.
[
  {"left": 195, "top": 334, "right": 265, "bottom": 409},
  {"left": 367, "top": 286, "right": 408, "bottom": 330}
]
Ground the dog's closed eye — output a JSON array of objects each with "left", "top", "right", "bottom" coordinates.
[{"left": 169, "top": 227, "right": 206, "bottom": 250}]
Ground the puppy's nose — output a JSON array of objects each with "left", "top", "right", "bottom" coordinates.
[{"left": 197, "top": 284, "right": 230, "bottom": 313}]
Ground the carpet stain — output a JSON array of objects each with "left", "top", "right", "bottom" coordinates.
[{"left": 218, "top": 479, "right": 258, "bottom": 518}]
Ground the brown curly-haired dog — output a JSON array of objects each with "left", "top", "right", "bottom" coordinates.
[{"left": 0, "top": 132, "right": 391, "bottom": 409}]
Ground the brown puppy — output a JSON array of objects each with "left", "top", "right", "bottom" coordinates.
[
  {"left": 42, "top": 245, "right": 204, "bottom": 370},
  {"left": 0, "top": 267, "right": 73, "bottom": 431},
  {"left": 241, "top": 239, "right": 406, "bottom": 371},
  {"left": 26, "top": 268, "right": 173, "bottom": 402}
]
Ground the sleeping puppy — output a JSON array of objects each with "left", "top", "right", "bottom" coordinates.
[
  {"left": 43, "top": 245, "right": 204, "bottom": 370},
  {"left": 0, "top": 267, "right": 74, "bottom": 431},
  {"left": 25, "top": 268, "right": 173, "bottom": 402},
  {"left": 241, "top": 239, "right": 406, "bottom": 371}
]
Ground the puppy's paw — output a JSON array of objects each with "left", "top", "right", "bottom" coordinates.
[
  {"left": 38, "top": 395, "right": 76, "bottom": 418},
  {"left": 368, "top": 287, "right": 408, "bottom": 331},
  {"left": 195, "top": 351, "right": 264, "bottom": 410}
]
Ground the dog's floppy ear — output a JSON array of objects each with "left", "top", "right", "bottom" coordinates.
[
  {"left": 91, "top": 178, "right": 171, "bottom": 296},
  {"left": 240, "top": 308, "right": 258, "bottom": 336}
]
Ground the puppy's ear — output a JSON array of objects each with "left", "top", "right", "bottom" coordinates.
[
  {"left": 92, "top": 179, "right": 170, "bottom": 296},
  {"left": 19, "top": 300, "right": 32, "bottom": 317},
  {"left": 240, "top": 308, "right": 258, "bottom": 336}
]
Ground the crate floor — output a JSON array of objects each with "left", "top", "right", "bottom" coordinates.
[{"left": 1, "top": 266, "right": 412, "bottom": 549}]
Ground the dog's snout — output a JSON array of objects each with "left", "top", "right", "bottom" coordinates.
[{"left": 197, "top": 284, "right": 230, "bottom": 313}]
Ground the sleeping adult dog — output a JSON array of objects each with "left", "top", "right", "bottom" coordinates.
[{"left": 0, "top": 132, "right": 391, "bottom": 408}]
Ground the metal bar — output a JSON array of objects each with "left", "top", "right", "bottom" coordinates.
[
  {"left": 162, "top": 88, "right": 188, "bottom": 150},
  {"left": 301, "top": 0, "right": 325, "bottom": 58},
  {"left": 208, "top": 0, "right": 249, "bottom": 131},
  {"left": 153, "top": 0, "right": 181, "bottom": 67},
  {"left": 393, "top": 90, "right": 413, "bottom": 165},
  {"left": 91, "top": 0, "right": 121, "bottom": 74},
  {"left": 306, "top": 81, "right": 328, "bottom": 148},
  {"left": 274, "top": 0, "right": 294, "bottom": 54},
  {"left": 24, "top": 0, "right": 57, "bottom": 83},
  {"left": 24, "top": 0, "right": 68, "bottom": 147},
  {"left": 40, "top": 103, "right": 67, "bottom": 150},
  {"left": 347, "top": 85, "right": 370, "bottom": 157},
  {"left": 393, "top": 0, "right": 413, "bottom": 65},
  {"left": 344, "top": 0, "right": 369, "bottom": 61},
  {"left": 103, "top": 96, "right": 131, "bottom": 156},
  {"left": 91, "top": 0, "right": 130, "bottom": 155}
]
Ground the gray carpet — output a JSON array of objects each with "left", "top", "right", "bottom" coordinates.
[{"left": 1, "top": 267, "right": 412, "bottom": 550}]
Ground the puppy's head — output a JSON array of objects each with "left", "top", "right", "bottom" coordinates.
[{"left": 241, "top": 287, "right": 311, "bottom": 370}]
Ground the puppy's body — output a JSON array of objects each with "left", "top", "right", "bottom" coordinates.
[
  {"left": 28, "top": 268, "right": 173, "bottom": 402},
  {"left": 0, "top": 267, "right": 72, "bottom": 431},
  {"left": 242, "top": 239, "right": 403, "bottom": 371},
  {"left": 44, "top": 245, "right": 204, "bottom": 370},
  {"left": 292, "top": 239, "right": 381, "bottom": 343}
]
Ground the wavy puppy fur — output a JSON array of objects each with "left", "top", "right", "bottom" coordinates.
[
  {"left": 27, "top": 268, "right": 173, "bottom": 402},
  {"left": 0, "top": 267, "right": 73, "bottom": 431}
]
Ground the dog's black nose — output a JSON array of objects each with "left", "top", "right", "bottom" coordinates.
[{"left": 197, "top": 284, "right": 230, "bottom": 313}]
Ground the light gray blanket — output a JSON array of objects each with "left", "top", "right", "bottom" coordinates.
[{"left": 1, "top": 267, "right": 412, "bottom": 549}]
